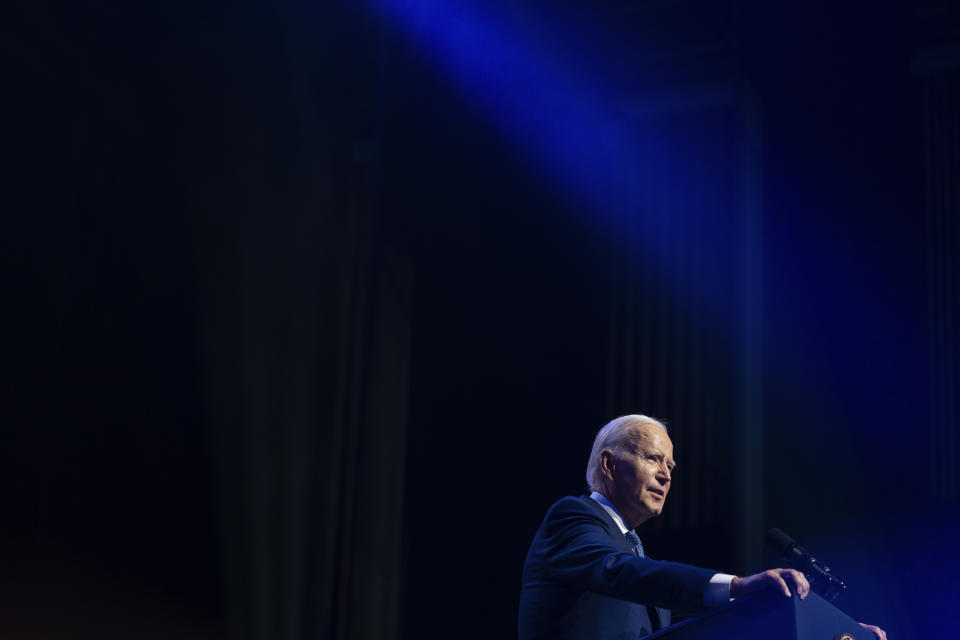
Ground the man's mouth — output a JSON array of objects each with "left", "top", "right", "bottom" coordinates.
[{"left": 648, "top": 488, "right": 665, "bottom": 498}]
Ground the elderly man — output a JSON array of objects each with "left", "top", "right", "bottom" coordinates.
[{"left": 518, "top": 415, "right": 886, "bottom": 640}]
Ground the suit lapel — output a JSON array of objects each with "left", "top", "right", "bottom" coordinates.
[{"left": 579, "top": 495, "right": 633, "bottom": 553}]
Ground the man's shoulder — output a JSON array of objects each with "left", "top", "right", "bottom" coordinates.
[
  {"left": 543, "top": 495, "right": 611, "bottom": 526},
  {"left": 547, "top": 495, "right": 595, "bottom": 512}
]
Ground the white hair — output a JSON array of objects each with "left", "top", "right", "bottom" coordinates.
[{"left": 585, "top": 414, "right": 668, "bottom": 492}]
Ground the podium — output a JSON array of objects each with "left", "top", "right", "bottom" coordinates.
[{"left": 646, "top": 591, "right": 874, "bottom": 640}]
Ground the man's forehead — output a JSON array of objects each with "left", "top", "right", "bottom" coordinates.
[{"left": 628, "top": 423, "right": 673, "bottom": 451}]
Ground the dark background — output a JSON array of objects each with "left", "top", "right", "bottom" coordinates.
[{"left": 4, "top": 0, "right": 959, "bottom": 638}]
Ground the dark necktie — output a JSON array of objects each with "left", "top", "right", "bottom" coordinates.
[
  {"left": 625, "top": 530, "right": 644, "bottom": 557},
  {"left": 625, "top": 530, "right": 661, "bottom": 631}
]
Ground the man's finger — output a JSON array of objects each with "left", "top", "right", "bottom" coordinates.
[
  {"left": 782, "top": 569, "right": 808, "bottom": 598},
  {"left": 858, "top": 622, "right": 886, "bottom": 640},
  {"left": 787, "top": 569, "right": 809, "bottom": 599},
  {"left": 768, "top": 570, "right": 791, "bottom": 597}
]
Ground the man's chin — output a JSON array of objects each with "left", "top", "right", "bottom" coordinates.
[{"left": 631, "top": 507, "right": 662, "bottom": 526}]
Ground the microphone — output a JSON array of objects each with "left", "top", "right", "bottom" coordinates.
[{"left": 765, "top": 528, "right": 846, "bottom": 601}]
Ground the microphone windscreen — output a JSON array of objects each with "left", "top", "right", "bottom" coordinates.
[{"left": 765, "top": 527, "right": 797, "bottom": 553}]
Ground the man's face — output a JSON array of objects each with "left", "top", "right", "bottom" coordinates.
[{"left": 602, "top": 423, "right": 675, "bottom": 529}]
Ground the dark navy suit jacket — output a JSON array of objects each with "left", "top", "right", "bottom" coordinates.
[{"left": 518, "top": 496, "right": 716, "bottom": 640}]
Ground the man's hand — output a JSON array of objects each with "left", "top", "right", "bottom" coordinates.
[
  {"left": 730, "top": 568, "right": 810, "bottom": 599},
  {"left": 858, "top": 622, "right": 887, "bottom": 640}
]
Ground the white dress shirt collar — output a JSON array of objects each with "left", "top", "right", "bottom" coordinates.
[{"left": 589, "top": 491, "right": 629, "bottom": 534}]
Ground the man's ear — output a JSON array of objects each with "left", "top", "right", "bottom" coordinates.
[{"left": 600, "top": 449, "right": 615, "bottom": 476}]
